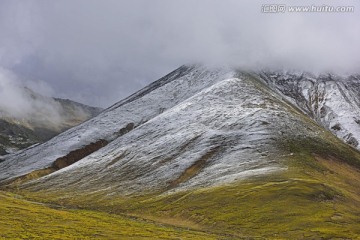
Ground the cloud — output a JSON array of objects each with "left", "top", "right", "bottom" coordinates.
[
  {"left": 0, "top": 0, "right": 359, "bottom": 107},
  {"left": 0, "top": 68, "right": 32, "bottom": 118},
  {"left": 0, "top": 68, "right": 66, "bottom": 129}
]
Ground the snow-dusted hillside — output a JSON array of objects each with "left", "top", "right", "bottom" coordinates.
[
  {"left": 0, "top": 65, "right": 359, "bottom": 196},
  {"left": 21, "top": 75, "right": 327, "bottom": 195},
  {"left": 258, "top": 72, "right": 360, "bottom": 150},
  {"left": 0, "top": 65, "right": 235, "bottom": 182}
]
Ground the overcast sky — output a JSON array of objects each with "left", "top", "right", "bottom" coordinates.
[{"left": 0, "top": 0, "right": 359, "bottom": 108}]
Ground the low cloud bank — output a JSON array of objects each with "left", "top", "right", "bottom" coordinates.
[
  {"left": 0, "top": 0, "right": 359, "bottom": 107},
  {"left": 0, "top": 68, "right": 91, "bottom": 130}
]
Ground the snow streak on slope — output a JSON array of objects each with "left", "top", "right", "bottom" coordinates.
[
  {"left": 0, "top": 65, "right": 235, "bottom": 182},
  {"left": 258, "top": 72, "right": 360, "bottom": 150}
]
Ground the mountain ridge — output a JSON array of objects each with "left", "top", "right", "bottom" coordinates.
[
  {"left": 258, "top": 71, "right": 360, "bottom": 149},
  {"left": 0, "top": 65, "right": 359, "bottom": 189},
  {"left": 0, "top": 87, "right": 102, "bottom": 155}
]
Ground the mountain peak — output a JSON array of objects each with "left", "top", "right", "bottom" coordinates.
[{"left": 1, "top": 65, "right": 359, "bottom": 192}]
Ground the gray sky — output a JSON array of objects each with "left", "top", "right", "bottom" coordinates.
[{"left": 0, "top": 0, "right": 359, "bottom": 108}]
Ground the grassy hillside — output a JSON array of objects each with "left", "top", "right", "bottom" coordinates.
[{"left": 0, "top": 191, "right": 220, "bottom": 240}]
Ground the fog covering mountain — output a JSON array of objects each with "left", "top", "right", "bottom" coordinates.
[
  {"left": 0, "top": 87, "right": 102, "bottom": 156},
  {"left": 0, "top": 65, "right": 358, "bottom": 188}
]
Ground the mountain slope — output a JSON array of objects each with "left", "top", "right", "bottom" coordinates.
[
  {"left": 258, "top": 71, "right": 360, "bottom": 150},
  {"left": 0, "top": 88, "right": 102, "bottom": 155},
  {"left": 1, "top": 65, "right": 360, "bottom": 238},
  {"left": 15, "top": 76, "right": 327, "bottom": 194},
  {"left": 0, "top": 191, "right": 218, "bottom": 240},
  {"left": 0, "top": 65, "right": 235, "bottom": 182}
]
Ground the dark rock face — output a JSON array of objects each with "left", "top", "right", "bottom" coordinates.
[
  {"left": 0, "top": 120, "right": 46, "bottom": 155},
  {"left": 52, "top": 139, "right": 108, "bottom": 170}
]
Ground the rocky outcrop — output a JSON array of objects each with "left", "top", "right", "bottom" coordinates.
[{"left": 258, "top": 72, "right": 360, "bottom": 149}]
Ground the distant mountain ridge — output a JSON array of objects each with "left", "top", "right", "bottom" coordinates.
[{"left": 0, "top": 87, "right": 102, "bottom": 155}]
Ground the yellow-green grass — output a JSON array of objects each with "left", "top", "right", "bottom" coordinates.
[
  {"left": 24, "top": 172, "right": 359, "bottom": 239},
  {"left": 0, "top": 191, "right": 221, "bottom": 240},
  {"left": 16, "top": 135, "right": 360, "bottom": 239}
]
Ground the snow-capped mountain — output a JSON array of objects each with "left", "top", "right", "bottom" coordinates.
[
  {"left": 0, "top": 87, "right": 102, "bottom": 155},
  {"left": 258, "top": 71, "right": 360, "bottom": 149},
  {"left": 1, "top": 65, "right": 360, "bottom": 238},
  {"left": 1, "top": 65, "right": 359, "bottom": 195}
]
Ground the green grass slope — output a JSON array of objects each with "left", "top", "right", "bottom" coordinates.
[{"left": 0, "top": 191, "right": 220, "bottom": 240}]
